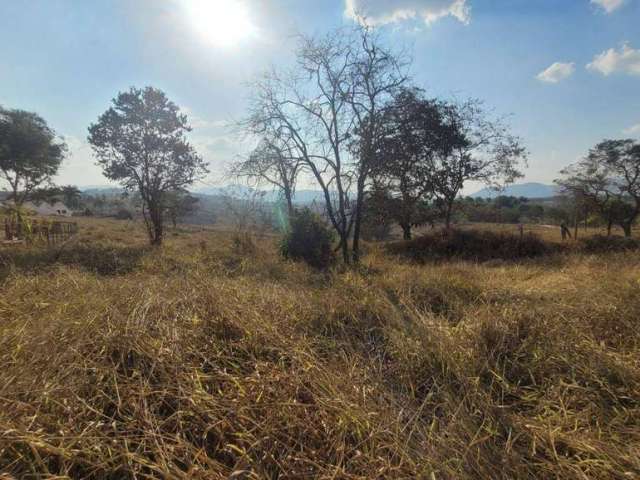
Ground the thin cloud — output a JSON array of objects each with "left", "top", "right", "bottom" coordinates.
[
  {"left": 344, "top": 0, "right": 470, "bottom": 26},
  {"left": 587, "top": 43, "right": 640, "bottom": 76},
  {"left": 182, "top": 107, "right": 228, "bottom": 130},
  {"left": 591, "top": 0, "right": 627, "bottom": 13},
  {"left": 536, "top": 62, "right": 575, "bottom": 83},
  {"left": 623, "top": 123, "right": 640, "bottom": 136}
]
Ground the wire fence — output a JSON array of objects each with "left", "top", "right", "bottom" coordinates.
[{"left": 3, "top": 217, "right": 79, "bottom": 245}]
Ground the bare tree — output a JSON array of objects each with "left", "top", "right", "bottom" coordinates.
[
  {"left": 222, "top": 188, "right": 273, "bottom": 240},
  {"left": 230, "top": 137, "right": 302, "bottom": 217},
  {"left": 244, "top": 26, "right": 407, "bottom": 264},
  {"left": 345, "top": 27, "right": 408, "bottom": 261}
]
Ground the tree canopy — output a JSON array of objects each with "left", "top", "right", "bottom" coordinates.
[
  {"left": 370, "top": 88, "right": 462, "bottom": 239},
  {"left": 430, "top": 99, "right": 527, "bottom": 228},
  {"left": 88, "top": 86, "right": 208, "bottom": 245},
  {"left": 0, "top": 107, "right": 66, "bottom": 208},
  {"left": 556, "top": 139, "right": 640, "bottom": 236}
]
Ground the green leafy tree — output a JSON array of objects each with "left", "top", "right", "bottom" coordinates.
[
  {"left": 88, "top": 87, "right": 208, "bottom": 245},
  {"left": 371, "top": 89, "right": 462, "bottom": 239},
  {"left": 0, "top": 107, "right": 66, "bottom": 212},
  {"left": 556, "top": 139, "right": 640, "bottom": 237},
  {"left": 431, "top": 100, "right": 527, "bottom": 229}
]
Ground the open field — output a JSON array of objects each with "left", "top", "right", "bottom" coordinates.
[{"left": 1, "top": 218, "right": 639, "bottom": 479}]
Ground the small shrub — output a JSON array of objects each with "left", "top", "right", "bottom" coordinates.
[
  {"left": 580, "top": 234, "right": 640, "bottom": 253},
  {"left": 114, "top": 209, "right": 133, "bottom": 220},
  {"left": 280, "top": 208, "right": 335, "bottom": 269},
  {"left": 387, "top": 229, "right": 553, "bottom": 262}
]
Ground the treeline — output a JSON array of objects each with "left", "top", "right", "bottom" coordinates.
[{"left": 358, "top": 194, "right": 615, "bottom": 242}]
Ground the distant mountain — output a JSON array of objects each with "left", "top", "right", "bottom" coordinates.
[{"left": 468, "top": 182, "right": 558, "bottom": 199}]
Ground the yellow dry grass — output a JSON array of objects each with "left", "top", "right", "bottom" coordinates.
[{"left": 0, "top": 218, "right": 639, "bottom": 479}]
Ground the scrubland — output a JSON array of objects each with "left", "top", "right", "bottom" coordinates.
[{"left": 1, "top": 218, "right": 639, "bottom": 479}]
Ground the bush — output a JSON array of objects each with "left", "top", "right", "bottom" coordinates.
[
  {"left": 387, "top": 228, "right": 553, "bottom": 262},
  {"left": 580, "top": 234, "right": 640, "bottom": 253},
  {"left": 360, "top": 213, "right": 393, "bottom": 241},
  {"left": 114, "top": 209, "right": 133, "bottom": 220},
  {"left": 280, "top": 208, "right": 335, "bottom": 269}
]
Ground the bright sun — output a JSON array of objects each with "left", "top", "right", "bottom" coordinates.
[{"left": 182, "top": 0, "right": 255, "bottom": 48}]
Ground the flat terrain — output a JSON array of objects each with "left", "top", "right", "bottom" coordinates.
[{"left": 1, "top": 218, "right": 639, "bottom": 479}]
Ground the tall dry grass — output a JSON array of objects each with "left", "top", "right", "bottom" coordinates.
[{"left": 0, "top": 219, "right": 639, "bottom": 479}]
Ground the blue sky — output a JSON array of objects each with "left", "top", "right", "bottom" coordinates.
[{"left": 1, "top": 0, "right": 639, "bottom": 192}]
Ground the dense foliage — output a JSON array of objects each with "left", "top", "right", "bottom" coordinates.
[
  {"left": 280, "top": 208, "right": 335, "bottom": 269},
  {"left": 387, "top": 228, "right": 553, "bottom": 261}
]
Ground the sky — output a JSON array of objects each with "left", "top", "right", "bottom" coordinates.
[{"left": 1, "top": 0, "right": 639, "bottom": 193}]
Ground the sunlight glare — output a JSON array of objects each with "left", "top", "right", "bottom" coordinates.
[{"left": 182, "top": 0, "right": 255, "bottom": 48}]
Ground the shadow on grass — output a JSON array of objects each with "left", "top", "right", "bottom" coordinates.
[{"left": 0, "top": 243, "right": 151, "bottom": 278}]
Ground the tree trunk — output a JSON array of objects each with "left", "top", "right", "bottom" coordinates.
[
  {"left": 351, "top": 178, "right": 366, "bottom": 263},
  {"left": 10, "top": 180, "right": 24, "bottom": 224},
  {"left": 148, "top": 202, "right": 164, "bottom": 246},
  {"left": 152, "top": 224, "right": 163, "bottom": 245},
  {"left": 151, "top": 216, "right": 163, "bottom": 245},
  {"left": 283, "top": 185, "right": 294, "bottom": 219},
  {"left": 141, "top": 204, "right": 154, "bottom": 243},
  {"left": 444, "top": 201, "right": 454, "bottom": 230},
  {"left": 622, "top": 222, "right": 632, "bottom": 237},
  {"left": 401, "top": 223, "right": 411, "bottom": 240},
  {"left": 607, "top": 216, "right": 612, "bottom": 236},
  {"left": 339, "top": 234, "right": 349, "bottom": 264}
]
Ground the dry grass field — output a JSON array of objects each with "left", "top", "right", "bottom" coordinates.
[{"left": 1, "top": 218, "right": 639, "bottom": 479}]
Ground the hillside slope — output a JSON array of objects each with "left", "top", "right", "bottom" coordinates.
[{"left": 469, "top": 182, "right": 558, "bottom": 199}]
